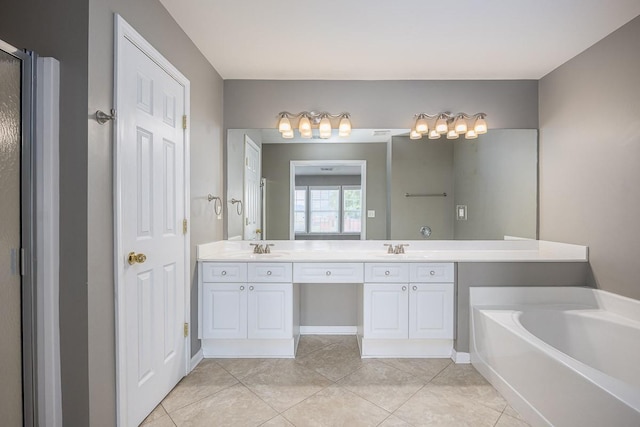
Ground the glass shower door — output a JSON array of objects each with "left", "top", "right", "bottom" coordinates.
[{"left": 0, "top": 42, "right": 25, "bottom": 427}]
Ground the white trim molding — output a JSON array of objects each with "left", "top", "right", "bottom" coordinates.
[
  {"left": 299, "top": 326, "right": 358, "bottom": 335},
  {"left": 452, "top": 350, "right": 471, "bottom": 364},
  {"left": 35, "top": 57, "right": 62, "bottom": 427},
  {"left": 190, "top": 349, "right": 204, "bottom": 372}
]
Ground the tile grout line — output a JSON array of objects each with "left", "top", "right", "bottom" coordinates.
[{"left": 160, "top": 361, "right": 241, "bottom": 417}]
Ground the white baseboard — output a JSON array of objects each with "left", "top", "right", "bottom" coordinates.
[
  {"left": 190, "top": 349, "right": 203, "bottom": 371},
  {"left": 452, "top": 350, "right": 471, "bottom": 364},
  {"left": 299, "top": 326, "right": 357, "bottom": 335}
]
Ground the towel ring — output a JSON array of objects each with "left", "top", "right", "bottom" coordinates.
[
  {"left": 207, "top": 194, "right": 222, "bottom": 216},
  {"left": 230, "top": 198, "right": 243, "bottom": 215}
]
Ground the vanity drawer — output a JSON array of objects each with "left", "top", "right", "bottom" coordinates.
[
  {"left": 293, "top": 263, "right": 364, "bottom": 283},
  {"left": 364, "top": 263, "right": 409, "bottom": 283},
  {"left": 201, "top": 262, "right": 247, "bottom": 283},
  {"left": 248, "top": 263, "right": 293, "bottom": 282},
  {"left": 410, "top": 263, "right": 454, "bottom": 283}
]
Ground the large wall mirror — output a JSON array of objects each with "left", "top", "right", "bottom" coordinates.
[{"left": 225, "top": 128, "right": 538, "bottom": 241}]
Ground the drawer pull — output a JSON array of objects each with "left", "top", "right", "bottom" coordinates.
[
  {"left": 249, "top": 286, "right": 254, "bottom": 291},
  {"left": 385, "top": 270, "right": 390, "bottom": 276},
  {"left": 402, "top": 286, "right": 407, "bottom": 291},
  {"left": 430, "top": 270, "right": 435, "bottom": 276},
  {"left": 267, "top": 270, "right": 272, "bottom": 276},
  {"left": 326, "top": 271, "right": 332, "bottom": 276},
  {"left": 412, "top": 285, "right": 417, "bottom": 291},
  {"left": 240, "top": 286, "right": 245, "bottom": 290},
  {"left": 221, "top": 271, "right": 227, "bottom": 276}
]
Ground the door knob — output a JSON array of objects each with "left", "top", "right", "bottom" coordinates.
[{"left": 127, "top": 252, "right": 147, "bottom": 265}]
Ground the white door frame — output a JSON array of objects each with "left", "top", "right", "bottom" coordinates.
[
  {"left": 113, "top": 15, "right": 191, "bottom": 426},
  {"left": 243, "top": 135, "right": 261, "bottom": 240},
  {"left": 289, "top": 160, "right": 367, "bottom": 240}
]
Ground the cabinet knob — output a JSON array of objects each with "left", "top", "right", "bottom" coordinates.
[
  {"left": 221, "top": 271, "right": 227, "bottom": 276},
  {"left": 384, "top": 270, "right": 390, "bottom": 276},
  {"left": 249, "top": 286, "right": 254, "bottom": 291},
  {"left": 430, "top": 270, "right": 435, "bottom": 276},
  {"left": 413, "top": 286, "right": 417, "bottom": 291},
  {"left": 240, "top": 286, "right": 245, "bottom": 290},
  {"left": 326, "top": 271, "right": 332, "bottom": 276},
  {"left": 402, "top": 286, "right": 407, "bottom": 291},
  {"left": 267, "top": 270, "right": 272, "bottom": 276}
]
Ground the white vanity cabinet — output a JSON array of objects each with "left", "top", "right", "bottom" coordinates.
[
  {"left": 360, "top": 262, "right": 455, "bottom": 357},
  {"left": 199, "top": 262, "right": 299, "bottom": 357},
  {"left": 201, "top": 282, "right": 248, "bottom": 339}
]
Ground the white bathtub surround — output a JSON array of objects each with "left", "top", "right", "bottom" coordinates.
[
  {"left": 470, "top": 287, "right": 640, "bottom": 427},
  {"left": 197, "top": 239, "right": 588, "bottom": 262}
]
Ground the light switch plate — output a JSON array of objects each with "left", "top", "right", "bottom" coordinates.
[
  {"left": 367, "top": 210, "right": 375, "bottom": 218},
  {"left": 456, "top": 205, "right": 467, "bottom": 220}
]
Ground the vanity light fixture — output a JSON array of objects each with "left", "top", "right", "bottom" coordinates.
[
  {"left": 277, "top": 111, "right": 352, "bottom": 139},
  {"left": 410, "top": 112, "right": 488, "bottom": 141}
]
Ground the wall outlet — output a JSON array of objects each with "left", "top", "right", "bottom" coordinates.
[
  {"left": 367, "top": 210, "right": 375, "bottom": 218},
  {"left": 456, "top": 205, "right": 467, "bottom": 221}
]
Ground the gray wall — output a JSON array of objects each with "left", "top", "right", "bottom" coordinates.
[
  {"left": 539, "top": 15, "right": 640, "bottom": 300},
  {"left": 453, "top": 129, "right": 538, "bottom": 240},
  {"left": 391, "top": 136, "right": 454, "bottom": 239},
  {"left": 455, "top": 262, "right": 591, "bottom": 352},
  {"left": 224, "top": 80, "right": 538, "bottom": 130},
  {"left": 262, "top": 143, "right": 388, "bottom": 240},
  {"left": 88, "top": 0, "right": 224, "bottom": 426},
  {"left": 0, "top": 1, "right": 90, "bottom": 425}
]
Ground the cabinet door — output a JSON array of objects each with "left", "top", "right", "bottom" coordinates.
[
  {"left": 247, "top": 283, "right": 292, "bottom": 339},
  {"left": 409, "top": 283, "right": 454, "bottom": 339},
  {"left": 201, "top": 283, "right": 247, "bottom": 339},
  {"left": 363, "top": 284, "right": 409, "bottom": 339}
]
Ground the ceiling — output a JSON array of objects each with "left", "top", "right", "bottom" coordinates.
[{"left": 158, "top": 0, "right": 640, "bottom": 80}]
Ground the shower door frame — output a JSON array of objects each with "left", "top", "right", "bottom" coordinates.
[{"left": 0, "top": 39, "right": 38, "bottom": 427}]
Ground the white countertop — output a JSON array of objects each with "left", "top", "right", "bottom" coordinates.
[{"left": 197, "top": 239, "right": 588, "bottom": 263}]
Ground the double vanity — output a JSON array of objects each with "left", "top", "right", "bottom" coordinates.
[{"left": 197, "top": 239, "right": 588, "bottom": 360}]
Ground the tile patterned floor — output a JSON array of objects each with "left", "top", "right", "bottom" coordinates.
[{"left": 141, "top": 336, "right": 530, "bottom": 427}]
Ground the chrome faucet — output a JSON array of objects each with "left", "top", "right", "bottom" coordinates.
[
  {"left": 384, "top": 243, "right": 409, "bottom": 254},
  {"left": 250, "top": 243, "right": 275, "bottom": 254},
  {"left": 394, "top": 243, "right": 408, "bottom": 254}
]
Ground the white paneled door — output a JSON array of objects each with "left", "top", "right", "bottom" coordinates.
[
  {"left": 115, "top": 16, "right": 190, "bottom": 427},
  {"left": 243, "top": 135, "right": 261, "bottom": 240}
]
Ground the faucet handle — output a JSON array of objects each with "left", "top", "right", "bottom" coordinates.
[
  {"left": 264, "top": 243, "right": 274, "bottom": 254},
  {"left": 397, "top": 243, "right": 409, "bottom": 254},
  {"left": 250, "top": 243, "right": 261, "bottom": 254},
  {"left": 384, "top": 243, "right": 394, "bottom": 254}
]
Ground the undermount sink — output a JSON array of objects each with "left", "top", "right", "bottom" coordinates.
[
  {"left": 371, "top": 252, "right": 436, "bottom": 259},
  {"left": 372, "top": 253, "right": 412, "bottom": 259},
  {"left": 219, "top": 251, "right": 289, "bottom": 259}
]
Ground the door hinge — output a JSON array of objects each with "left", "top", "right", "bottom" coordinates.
[
  {"left": 182, "top": 115, "right": 187, "bottom": 130},
  {"left": 184, "top": 323, "right": 189, "bottom": 337},
  {"left": 183, "top": 219, "right": 188, "bottom": 234}
]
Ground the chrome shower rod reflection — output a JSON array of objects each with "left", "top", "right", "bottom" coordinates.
[{"left": 404, "top": 192, "right": 447, "bottom": 198}]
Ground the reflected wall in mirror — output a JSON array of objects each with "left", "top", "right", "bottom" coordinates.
[{"left": 225, "top": 129, "right": 538, "bottom": 241}]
